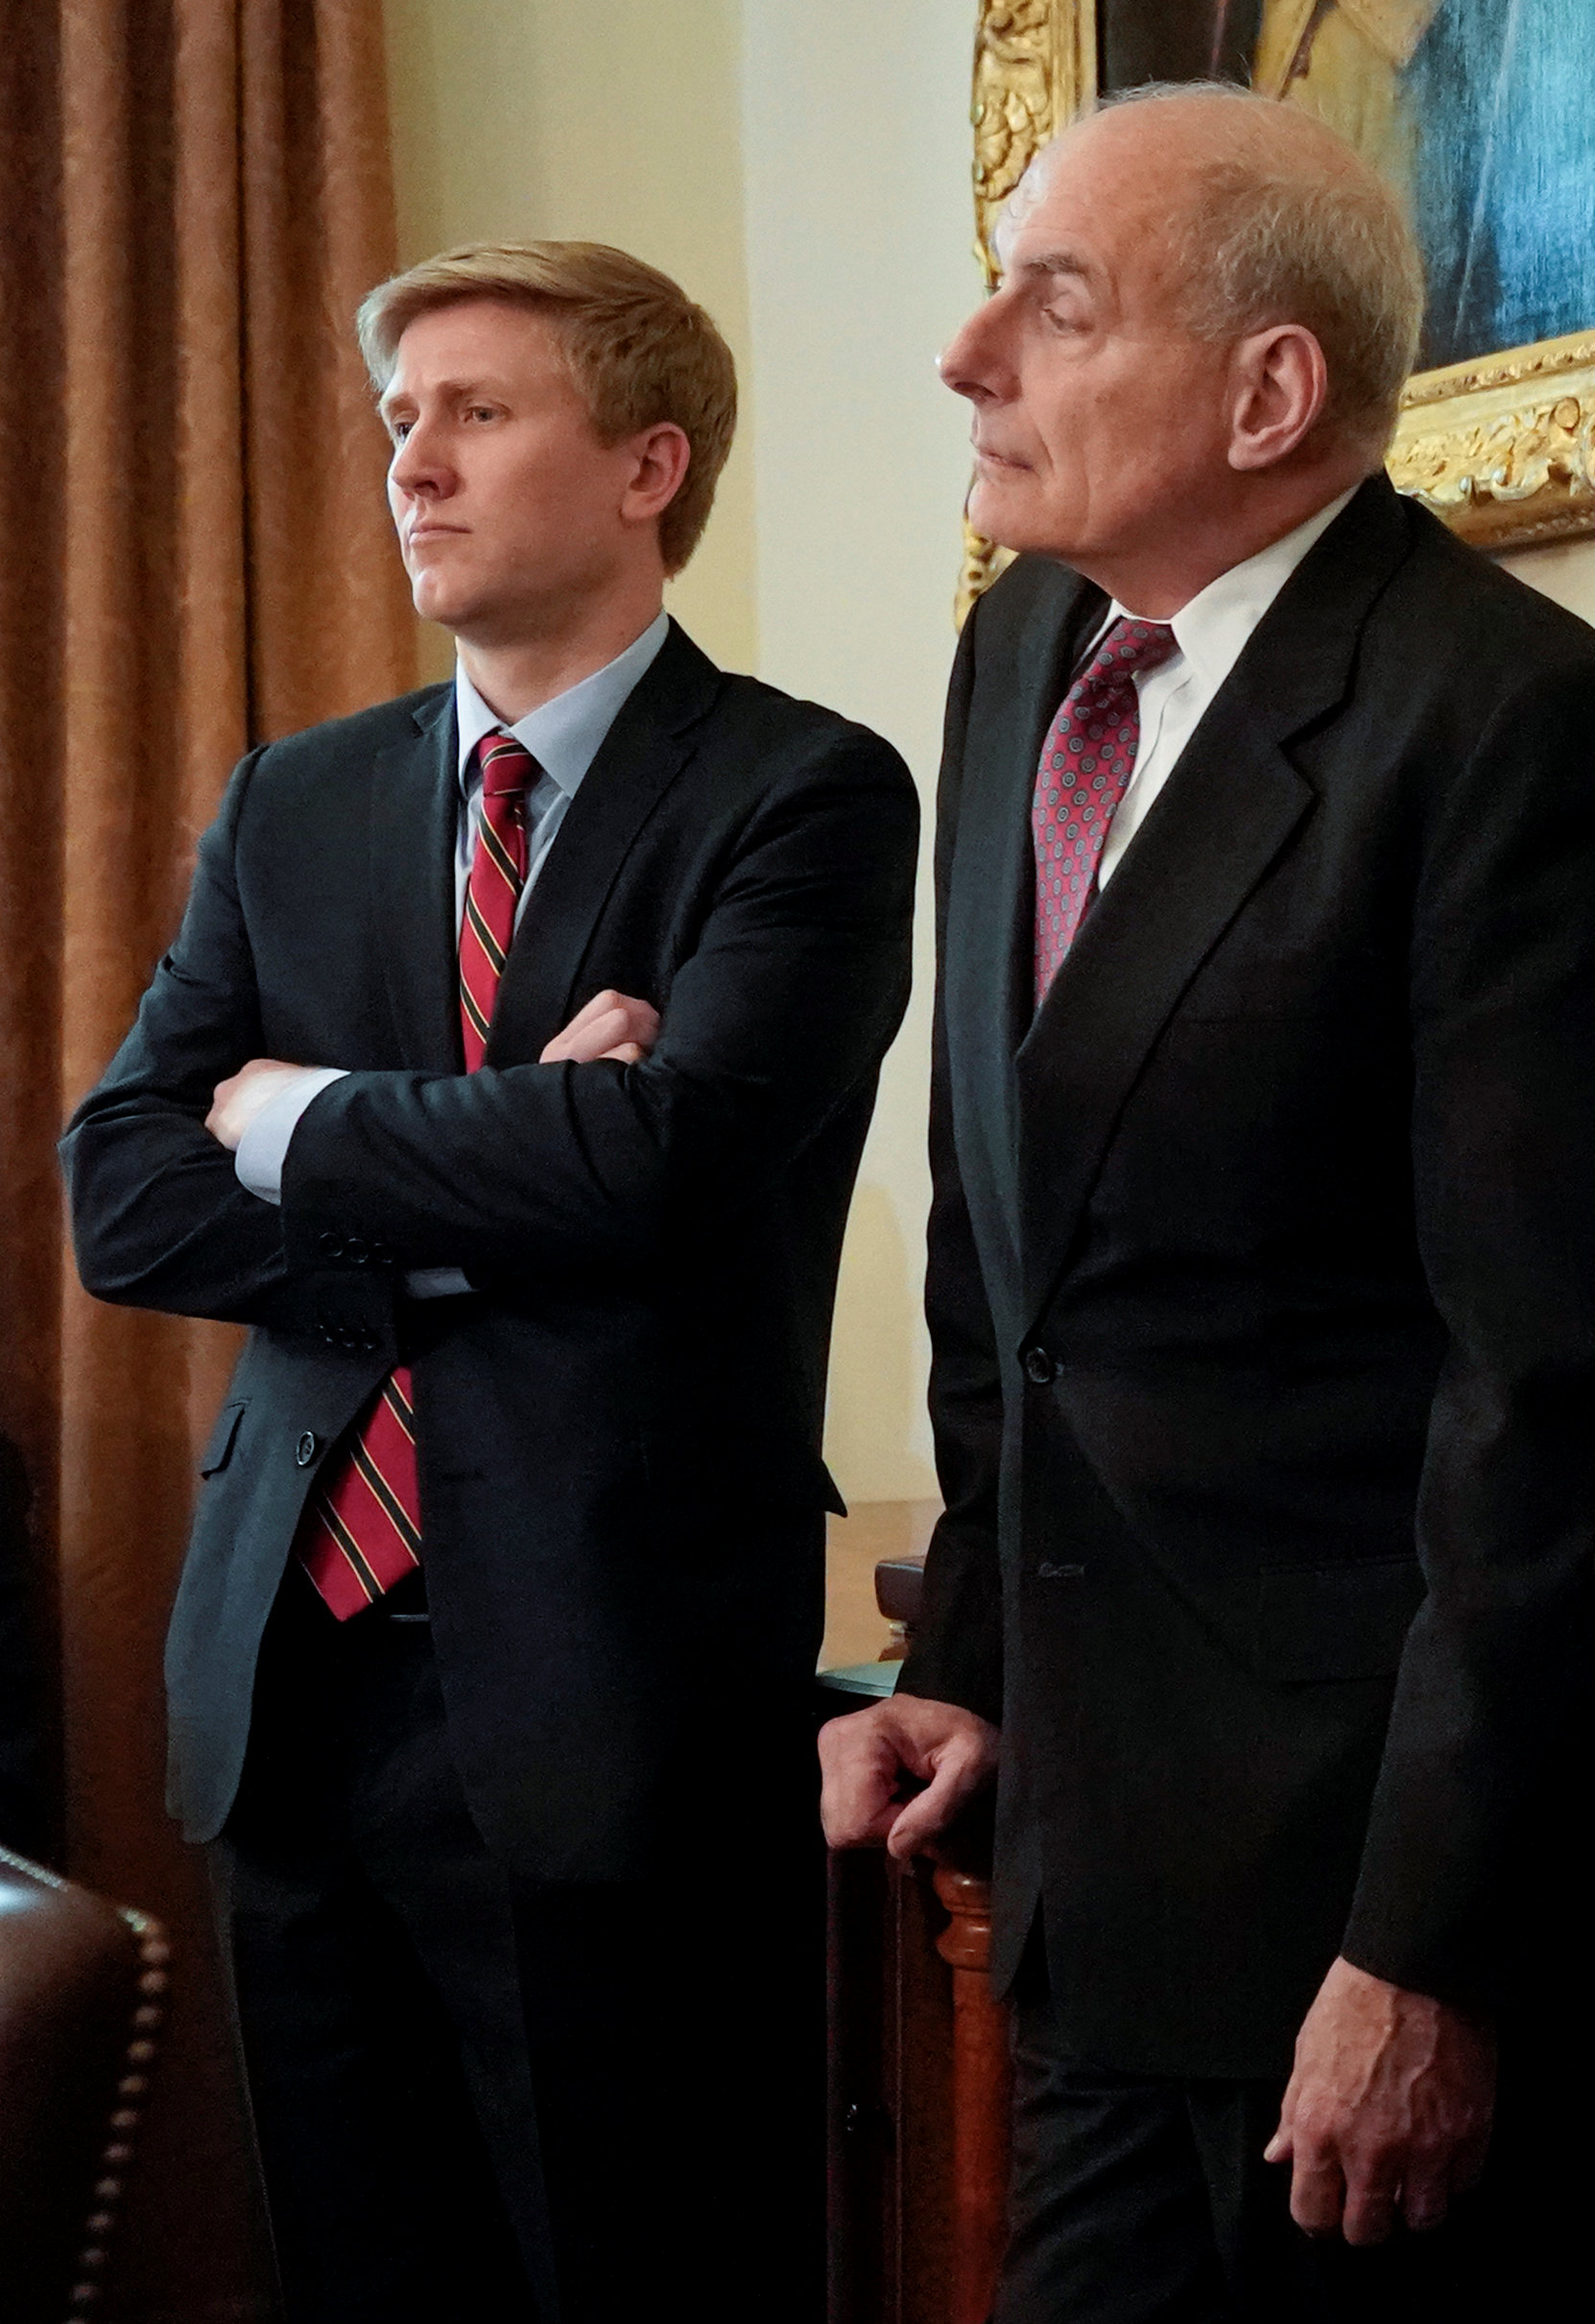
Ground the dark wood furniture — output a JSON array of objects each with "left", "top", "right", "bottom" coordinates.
[
  {"left": 932, "top": 1865, "right": 1013, "bottom": 2324},
  {"left": 0, "top": 1848, "right": 169, "bottom": 2324},
  {"left": 821, "top": 1506, "right": 1012, "bottom": 2324}
]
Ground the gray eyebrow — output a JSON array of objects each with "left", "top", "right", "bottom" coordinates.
[{"left": 1018, "top": 252, "right": 1096, "bottom": 282}]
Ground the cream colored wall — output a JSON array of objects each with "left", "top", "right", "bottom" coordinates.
[
  {"left": 1498, "top": 537, "right": 1595, "bottom": 625},
  {"left": 382, "top": 0, "right": 756, "bottom": 677},
  {"left": 740, "top": 1, "right": 980, "bottom": 1498}
]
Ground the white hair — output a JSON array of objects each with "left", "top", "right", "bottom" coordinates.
[{"left": 1015, "top": 82, "right": 1425, "bottom": 456}]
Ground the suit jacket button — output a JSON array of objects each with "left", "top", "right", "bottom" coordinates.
[
  {"left": 343, "top": 1237, "right": 369, "bottom": 1266},
  {"left": 1022, "top": 1344, "right": 1057, "bottom": 1385},
  {"left": 316, "top": 1232, "right": 344, "bottom": 1259},
  {"left": 295, "top": 1431, "right": 318, "bottom": 1468}
]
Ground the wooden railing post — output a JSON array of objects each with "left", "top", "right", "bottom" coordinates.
[{"left": 931, "top": 1868, "right": 1012, "bottom": 2324}]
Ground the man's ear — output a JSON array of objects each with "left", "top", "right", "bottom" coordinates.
[
  {"left": 620, "top": 422, "right": 692, "bottom": 526},
  {"left": 1226, "top": 323, "right": 1330, "bottom": 472}
]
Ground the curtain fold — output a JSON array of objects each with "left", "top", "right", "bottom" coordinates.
[{"left": 2, "top": 4, "right": 413, "bottom": 2312}]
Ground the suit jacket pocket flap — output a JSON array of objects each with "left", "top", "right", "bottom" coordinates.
[
  {"left": 1255, "top": 1554, "right": 1424, "bottom": 1685},
  {"left": 199, "top": 1399, "right": 247, "bottom": 1476}
]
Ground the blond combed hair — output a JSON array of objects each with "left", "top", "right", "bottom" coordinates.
[
  {"left": 1036, "top": 83, "right": 1425, "bottom": 458},
  {"left": 357, "top": 241, "right": 737, "bottom": 571}
]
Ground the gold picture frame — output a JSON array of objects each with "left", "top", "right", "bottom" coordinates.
[{"left": 961, "top": 0, "right": 1595, "bottom": 616}]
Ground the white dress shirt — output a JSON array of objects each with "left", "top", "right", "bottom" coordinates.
[
  {"left": 233, "top": 610, "right": 670, "bottom": 1300},
  {"left": 1094, "top": 488, "right": 1356, "bottom": 889}
]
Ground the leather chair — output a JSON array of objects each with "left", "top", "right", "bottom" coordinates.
[{"left": 0, "top": 1846, "right": 169, "bottom": 2324}]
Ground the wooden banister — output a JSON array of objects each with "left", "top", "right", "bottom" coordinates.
[
  {"left": 822, "top": 1512, "right": 1012, "bottom": 2323},
  {"left": 931, "top": 1868, "right": 1012, "bottom": 2324}
]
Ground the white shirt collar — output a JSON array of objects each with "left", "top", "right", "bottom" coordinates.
[
  {"left": 453, "top": 609, "right": 671, "bottom": 799},
  {"left": 1111, "top": 486, "right": 1359, "bottom": 697}
]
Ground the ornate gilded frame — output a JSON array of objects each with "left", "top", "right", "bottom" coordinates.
[
  {"left": 962, "top": 1, "right": 1595, "bottom": 612},
  {"left": 1385, "top": 330, "right": 1595, "bottom": 552}
]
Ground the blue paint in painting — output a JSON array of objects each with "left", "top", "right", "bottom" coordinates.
[{"left": 1409, "top": 0, "right": 1595, "bottom": 370}]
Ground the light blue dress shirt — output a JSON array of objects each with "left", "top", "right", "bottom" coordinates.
[{"left": 233, "top": 611, "right": 670, "bottom": 1299}]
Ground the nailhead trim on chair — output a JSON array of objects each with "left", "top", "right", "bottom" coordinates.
[
  {"left": 0, "top": 1849, "right": 169, "bottom": 2324},
  {"left": 65, "top": 1905, "right": 169, "bottom": 2324}
]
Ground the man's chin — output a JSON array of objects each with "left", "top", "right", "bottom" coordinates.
[
  {"left": 966, "top": 481, "right": 1056, "bottom": 561},
  {"left": 410, "top": 578, "right": 474, "bottom": 633}
]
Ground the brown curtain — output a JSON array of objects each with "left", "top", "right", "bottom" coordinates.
[{"left": 0, "top": 3, "right": 414, "bottom": 2313}]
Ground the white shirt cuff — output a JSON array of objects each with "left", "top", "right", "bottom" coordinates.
[
  {"left": 234, "top": 1067, "right": 349, "bottom": 1204},
  {"left": 236, "top": 1066, "right": 471, "bottom": 1296}
]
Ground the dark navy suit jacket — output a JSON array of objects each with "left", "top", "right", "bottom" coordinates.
[{"left": 63, "top": 622, "right": 918, "bottom": 1881}]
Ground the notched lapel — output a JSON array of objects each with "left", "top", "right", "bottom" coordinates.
[
  {"left": 486, "top": 623, "right": 724, "bottom": 1063},
  {"left": 1012, "top": 476, "right": 1413, "bottom": 1333},
  {"left": 944, "top": 562, "right": 1107, "bottom": 1260},
  {"left": 1015, "top": 726, "right": 1314, "bottom": 1327},
  {"left": 371, "top": 687, "right": 462, "bottom": 1071}
]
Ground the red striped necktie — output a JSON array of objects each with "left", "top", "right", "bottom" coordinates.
[{"left": 295, "top": 731, "right": 535, "bottom": 1617}]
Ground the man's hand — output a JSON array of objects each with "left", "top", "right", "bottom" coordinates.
[
  {"left": 1265, "top": 1954, "right": 1496, "bottom": 2245},
  {"left": 539, "top": 989, "right": 659, "bottom": 1066},
  {"left": 819, "top": 1695, "right": 1001, "bottom": 1862},
  {"left": 206, "top": 1060, "right": 311, "bottom": 1151},
  {"left": 205, "top": 991, "right": 657, "bottom": 1154}
]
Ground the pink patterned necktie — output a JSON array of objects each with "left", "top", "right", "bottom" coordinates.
[
  {"left": 1032, "top": 616, "right": 1177, "bottom": 1003},
  {"left": 296, "top": 731, "right": 534, "bottom": 1617}
]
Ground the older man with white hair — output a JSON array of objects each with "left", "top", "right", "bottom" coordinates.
[{"left": 822, "top": 84, "right": 1593, "bottom": 2321}]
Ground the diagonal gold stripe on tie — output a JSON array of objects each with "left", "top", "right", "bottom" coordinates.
[
  {"left": 350, "top": 1442, "right": 424, "bottom": 1554},
  {"left": 476, "top": 809, "right": 523, "bottom": 893},
  {"left": 460, "top": 924, "right": 497, "bottom": 996},
  {"left": 464, "top": 886, "right": 508, "bottom": 972},
  {"left": 319, "top": 1501, "right": 384, "bottom": 1602},
  {"left": 460, "top": 979, "right": 492, "bottom": 1044}
]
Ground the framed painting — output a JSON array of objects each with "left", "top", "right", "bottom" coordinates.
[{"left": 964, "top": 0, "right": 1595, "bottom": 607}]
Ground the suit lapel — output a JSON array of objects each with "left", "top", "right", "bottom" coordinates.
[
  {"left": 370, "top": 685, "right": 462, "bottom": 1070},
  {"left": 486, "top": 621, "right": 724, "bottom": 1062},
  {"left": 1015, "top": 721, "right": 1315, "bottom": 1325},
  {"left": 1011, "top": 475, "right": 1414, "bottom": 1331},
  {"left": 944, "top": 562, "right": 1107, "bottom": 1266}
]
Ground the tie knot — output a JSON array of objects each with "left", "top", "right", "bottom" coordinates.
[
  {"left": 477, "top": 731, "right": 535, "bottom": 800},
  {"left": 1085, "top": 616, "right": 1178, "bottom": 687}
]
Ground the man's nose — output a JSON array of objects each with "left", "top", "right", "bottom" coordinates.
[
  {"left": 389, "top": 421, "right": 449, "bottom": 497},
  {"left": 938, "top": 299, "right": 1007, "bottom": 403}
]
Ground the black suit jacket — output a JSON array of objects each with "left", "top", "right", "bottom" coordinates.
[
  {"left": 62, "top": 622, "right": 917, "bottom": 1881},
  {"left": 899, "top": 478, "right": 1595, "bottom": 2077}
]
